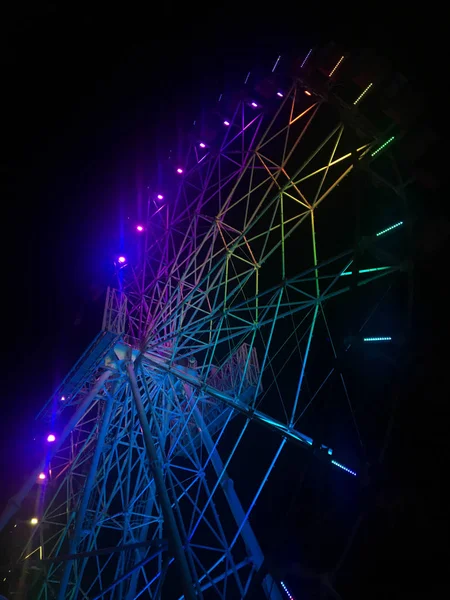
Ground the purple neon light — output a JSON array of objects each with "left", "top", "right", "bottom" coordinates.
[
  {"left": 251, "top": 102, "right": 258, "bottom": 108},
  {"left": 157, "top": 194, "right": 164, "bottom": 200},
  {"left": 199, "top": 142, "right": 206, "bottom": 148},
  {"left": 223, "top": 120, "right": 230, "bottom": 126},
  {"left": 38, "top": 472, "right": 46, "bottom": 480},
  {"left": 118, "top": 256, "right": 126, "bottom": 264},
  {"left": 136, "top": 225, "right": 144, "bottom": 232},
  {"left": 176, "top": 168, "right": 183, "bottom": 174},
  {"left": 300, "top": 48, "right": 312, "bottom": 68},
  {"left": 277, "top": 92, "right": 283, "bottom": 97},
  {"left": 47, "top": 434, "right": 56, "bottom": 442}
]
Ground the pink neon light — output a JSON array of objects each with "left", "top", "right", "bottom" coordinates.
[
  {"left": 199, "top": 142, "right": 206, "bottom": 148},
  {"left": 38, "top": 472, "right": 46, "bottom": 480},
  {"left": 136, "top": 225, "right": 144, "bottom": 232},
  {"left": 277, "top": 92, "right": 283, "bottom": 97},
  {"left": 251, "top": 102, "right": 258, "bottom": 107},
  {"left": 60, "top": 396, "right": 65, "bottom": 401},
  {"left": 176, "top": 168, "right": 183, "bottom": 174},
  {"left": 157, "top": 194, "right": 164, "bottom": 200},
  {"left": 223, "top": 120, "right": 230, "bottom": 126},
  {"left": 47, "top": 434, "right": 56, "bottom": 442},
  {"left": 118, "top": 256, "right": 126, "bottom": 264}
]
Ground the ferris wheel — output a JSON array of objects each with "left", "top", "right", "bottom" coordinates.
[{"left": 0, "top": 44, "right": 413, "bottom": 599}]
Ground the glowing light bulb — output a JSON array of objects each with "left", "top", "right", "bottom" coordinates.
[
  {"left": 136, "top": 225, "right": 144, "bottom": 232},
  {"left": 176, "top": 168, "right": 183, "bottom": 174},
  {"left": 118, "top": 256, "right": 126, "bottom": 264},
  {"left": 251, "top": 102, "right": 258, "bottom": 108},
  {"left": 30, "top": 517, "right": 38, "bottom": 526},
  {"left": 157, "top": 194, "right": 164, "bottom": 200},
  {"left": 47, "top": 434, "right": 56, "bottom": 442},
  {"left": 304, "top": 90, "right": 312, "bottom": 96},
  {"left": 223, "top": 120, "right": 230, "bottom": 126},
  {"left": 38, "top": 472, "right": 46, "bottom": 480},
  {"left": 199, "top": 142, "right": 206, "bottom": 148},
  {"left": 60, "top": 395, "right": 65, "bottom": 401},
  {"left": 277, "top": 91, "right": 283, "bottom": 97}
]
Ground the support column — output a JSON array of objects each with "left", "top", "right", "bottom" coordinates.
[
  {"left": 57, "top": 384, "right": 116, "bottom": 599},
  {"left": 126, "top": 361, "right": 198, "bottom": 600},
  {"left": 193, "top": 408, "right": 283, "bottom": 600}
]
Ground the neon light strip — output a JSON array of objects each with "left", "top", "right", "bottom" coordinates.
[
  {"left": 331, "top": 460, "right": 357, "bottom": 476},
  {"left": 371, "top": 135, "right": 395, "bottom": 157},
  {"left": 376, "top": 221, "right": 403, "bottom": 237},
  {"left": 340, "top": 266, "right": 391, "bottom": 276},
  {"left": 354, "top": 82, "right": 373, "bottom": 105},
  {"left": 280, "top": 580, "right": 294, "bottom": 599},
  {"left": 329, "top": 55, "right": 344, "bottom": 77},
  {"left": 300, "top": 48, "right": 312, "bottom": 68},
  {"left": 363, "top": 336, "right": 392, "bottom": 342},
  {"left": 272, "top": 55, "right": 281, "bottom": 72}
]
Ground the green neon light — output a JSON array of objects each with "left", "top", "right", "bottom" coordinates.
[
  {"left": 371, "top": 135, "right": 395, "bottom": 157},
  {"left": 363, "top": 337, "right": 392, "bottom": 342},
  {"left": 376, "top": 221, "right": 403, "bottom": 237},
  {"left": 340, "top": 266, "right": 391, "bottom": 277}
]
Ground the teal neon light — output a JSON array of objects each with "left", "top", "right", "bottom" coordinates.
[
  {"left": 363, "top": 337, "right": 392, "bottom": 342},
  {"left": 340, "top": 266, "right": 391, "bottom": 277},
  {"left": 376, "top": 221, "right": 403, "bottom": 237},
  {"left": 371, "top": 135, "right": 395, "bottom": 157}
]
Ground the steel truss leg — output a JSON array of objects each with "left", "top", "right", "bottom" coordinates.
[
  {"left": 126, "top": 360, "right": 198, "bottom": 600},
  {"left": 0, "top": 370, "right": 112, "bottom": 534},
  {"left": 124, "top": 487, "right": 157, "bottom": 600},
  {"left": 193, "top": 408, "right": 283, "bottom": 600},
  {"left": 57, "top": 381, "right": 117, "bottom": 599}
]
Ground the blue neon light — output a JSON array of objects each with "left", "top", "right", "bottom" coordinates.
[
  {"left": 280, "top": 580, "right": 294, "bottom": 599},
  {"left": 331, "top": 460, "right": 357, "bottom": 476}
]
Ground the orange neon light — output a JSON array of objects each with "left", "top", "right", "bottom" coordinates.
[
  {"left": 304, "top": 90, "right": 312, "bottom": 96},
  {"left": 329, "top": 55, "right": 344, "bottom": 77}
]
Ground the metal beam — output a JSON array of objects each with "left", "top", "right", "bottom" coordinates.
[
  {"left": 26, "top": 539, "right": 167, "bottom": 565},
  {"left": 143, "top": 352, "right": 314, "bottom": 450},
  {"left": 57, "top": 386, "right": 116, "bottom": 600},
  {"left": 126, "top": 359, "right": 198, "bottom": 600},
  {"left": 194, "top": 407, "right": 283, "bottom": 600}
]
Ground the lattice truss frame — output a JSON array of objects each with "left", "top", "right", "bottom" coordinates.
[{"left": 15, "top": 76, "right": 410, "bottom": 599}]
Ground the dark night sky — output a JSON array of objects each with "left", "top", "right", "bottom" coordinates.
[{"left": 0, "top": 4, "right": 447, "bottom": 599}]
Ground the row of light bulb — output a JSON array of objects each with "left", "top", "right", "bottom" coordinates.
[{"left": 27, "top": 433, "right": 57, "bottom": 526}]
